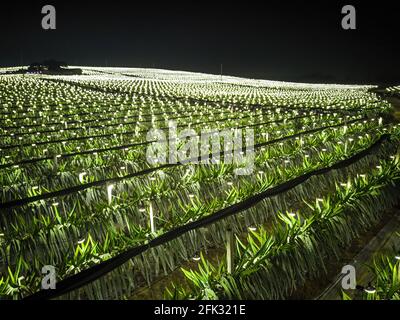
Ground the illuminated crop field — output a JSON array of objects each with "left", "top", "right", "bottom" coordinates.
[{"left": 0, "top": 67, "right": 399, "bottom": 300}]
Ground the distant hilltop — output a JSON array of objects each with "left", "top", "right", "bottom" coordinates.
[{"left": 5, "top": 60, "right": 82, "bottom": 75}]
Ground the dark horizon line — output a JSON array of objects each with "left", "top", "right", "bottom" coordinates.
[{"left": 2, "top": 63, "right": 398, "bottom": 87}]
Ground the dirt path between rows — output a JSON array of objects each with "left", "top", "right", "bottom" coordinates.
[{"left": 387, "top": 96, "right": 400, "bottom": 121}]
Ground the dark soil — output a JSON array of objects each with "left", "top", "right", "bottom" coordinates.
[{"left": 288, "top": 204, "right": 400, "bottom": 300}]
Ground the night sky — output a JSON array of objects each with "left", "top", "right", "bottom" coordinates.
[{"left": 1, "top": 1, "right": 399, "bottom": 84}]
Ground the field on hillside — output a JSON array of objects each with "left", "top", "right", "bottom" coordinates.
[{"left": 0, "top": 67, "right": 399, "bottom": 300}]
